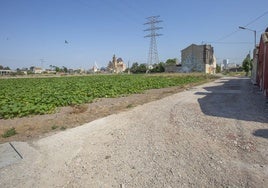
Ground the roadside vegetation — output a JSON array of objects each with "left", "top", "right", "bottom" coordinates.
[
  {"left": 219, "top": 53, "right": 253, "bottom": 77},
  {"left": 222, "top": 71, "right": 246, "bottom": 77},
  {"left": 1, "top": 127, "right": 17, "bottom": 138},
  {"left": 0, "top": 74, "right": 216, "bottom": 119}
]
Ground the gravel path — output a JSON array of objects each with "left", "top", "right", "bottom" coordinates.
[{"left": 0, "top": 76, "right": 268, "bottom": 187}]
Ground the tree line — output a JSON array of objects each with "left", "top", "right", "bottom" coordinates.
[
  {"left": 1, "top": 58, "right": 179, "bottom": 75},
  {"left": 0, "top": 65, "right": 11, "bottom": 70},
  {"left": 128, "top": 58, "right": 178, "bottom": 74}
]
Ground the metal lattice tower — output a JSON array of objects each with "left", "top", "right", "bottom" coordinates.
[{"left": 144, "top": 16, "right": 163, "bottom": 69}]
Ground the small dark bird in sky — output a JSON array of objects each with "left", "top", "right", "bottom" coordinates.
[{"left": 65, "top": 40, "right": 68, "bottom": 44}]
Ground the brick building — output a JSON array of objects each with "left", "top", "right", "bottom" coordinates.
[{"left": 256, "top": 28, "right": 268, "bottom": 96}]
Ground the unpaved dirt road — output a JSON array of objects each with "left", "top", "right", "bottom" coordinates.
[{"left": 0, "top": 76, "right": 268, "bottom": 187}]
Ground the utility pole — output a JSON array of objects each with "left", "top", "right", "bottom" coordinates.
[
  {"left": 144, "top": 16, "right": 163, "bottom": 71},
  {"left": 239, "top": 26, "right": 256, "bottom": 48}
]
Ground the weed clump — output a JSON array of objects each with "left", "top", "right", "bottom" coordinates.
[{"left": 2, "top": 127, "right": 17, "bottom": 138}]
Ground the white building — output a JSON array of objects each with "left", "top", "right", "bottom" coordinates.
[{"left": 33, "top": 67, "right": 43, "bottom": 74}]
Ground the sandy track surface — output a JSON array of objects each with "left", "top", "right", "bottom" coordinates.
[{"left": 0, "top": 77, "right": 268, "bottom": 187}]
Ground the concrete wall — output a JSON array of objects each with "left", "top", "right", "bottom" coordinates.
[
  {"left": 181, "top": 44, "right": 204, "bottom": 72},
  {"left": 251, "top": 48, "right": 258, "bottom": 84},
  {"left": 164, "top": 65, "right": 181, "bottom": 73},
  {"left": 181, "top": 44, "right": 215, "bottom": 74}
]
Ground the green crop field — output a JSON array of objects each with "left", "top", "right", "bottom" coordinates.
[{"left": 0, "top": 74, "right": 216, "bottom": 119}]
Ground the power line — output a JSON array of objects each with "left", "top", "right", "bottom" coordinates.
[
  {"left": 144, "top": 16, "right": 163, "bottom": 68},
  {"left": 215, "top": 30, "right": 240, "bottom": 42},
  {"left": 212, "top": 10, "right": 268, "bottom": 43},
  {"left": 244, "top": 10, "right": 268, "bottom": 27},
  {"left": 206, "top": 42, "right": 252, "bottom": 45}
]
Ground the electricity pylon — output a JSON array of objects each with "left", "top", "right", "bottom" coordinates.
[{"left": 144, "top": 16, "right": 163, "bottom": 70}]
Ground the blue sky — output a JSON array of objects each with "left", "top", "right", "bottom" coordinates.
[{"left": 0, "top": 0, "right": 267, "bottom": 70}]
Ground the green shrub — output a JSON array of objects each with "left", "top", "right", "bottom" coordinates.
[
  {"left": 60, "top": 126, "right": 66, "bottom": 131},
  {"left": 2, "top": 127, "right": 17, "bottom": 138},
  {"left": 51, "top": 125, "right": 58, "bottom": 130}
]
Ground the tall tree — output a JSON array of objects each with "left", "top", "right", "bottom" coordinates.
[
  {"left": 165, "top": 58, "right": 177, "bottom": 65},
  {"left": 216, "top": 64, "right": 221, "bottom": 73},
  {"left": 242, "top": 54, "right": 251, "bottom": 76},
  {"left": 138, "top": 63, "right": 147, "bottom": 73},
  {"left": 130, "top": 62, "right": 139, "bottom": 73},
  {"left": 55, "top": 66, "right": 60, "bottom": 72},
  {"left": 62, "top": 66, "right": 68, "bottom": 73},
  {"left": 151, "top": 62, "right": 165, "bottom": 73},
  {"left": 0, "top": 66, "right": 11, "bottom": 70}
]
